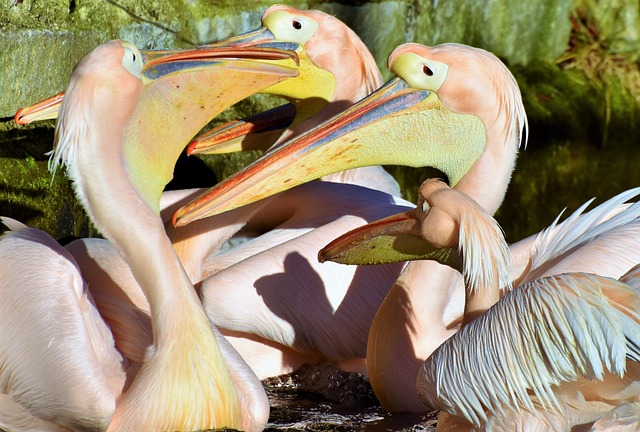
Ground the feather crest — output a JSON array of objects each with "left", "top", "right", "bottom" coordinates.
[
  {"left": 48, "top": 78, "right": 92, "bottom": 178},
  {"left": 525, "top": 187, "right": 640, "bottom": 283},
  {"left": 457, "top": 202, "right": 512, "bottom": 295}
]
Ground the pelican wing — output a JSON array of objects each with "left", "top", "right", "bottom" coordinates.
[
  {"left": 523, "top": 188, "right": 640, "bottom": 283},
  {"left": 0, "top": 224, "right": 124, "bottom": 430},
  {"left": 417, "top": 272, "right": 640, "bottom": 426}
]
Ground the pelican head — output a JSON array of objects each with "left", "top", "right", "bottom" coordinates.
[
  {"left": 50, "top": 39, "right": 299, "bottom": 217},
  {"left": 187, "top": 4, "right": 382, "bottom": 155},
  {"left": 319, "top": 179, "right": 512, "bottom": 299},
  {"left": 173, "top": 42, "right": 526, "bottom": 226}
]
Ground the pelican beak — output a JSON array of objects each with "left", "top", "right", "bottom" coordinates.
[
  {"left": 14, "top": 91, "right": 64, "bottom": 125},
  {"left": 172, "top": 76, "right": 486, "bottom": 226},
  {"left": 187, "top": 27, "right": 337, "bottom": 155},
  {"left": 138, "top": 44, "right": 301, "bottom": 81},
  {"left": 317, "top": 209, "right": 462, "bottom": 269},
  {"left": 114, "top": 43, "right": 301, "bottom": 213},
  {"left": 187, "top": 103, "right": 296, "bottom": 155},
  {"left": 14, "top": 42, "right": 300, "bottom": 125},
  {"left": 140, "top": 43, "right": 300, "bottom": 72}
]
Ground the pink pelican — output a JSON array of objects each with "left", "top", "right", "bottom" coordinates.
[
  {"left": 320, "top": 179, "right": 640, "bottom": 430},
  {"left": 175, "top": 38, "right": 640, "bottom": 428},
  {"left": 164, "top": 6, "right": 416, "bottom": 377},
  {"left": 168, "top": 40, "right": 640, "bottom": 418},
  {"left": 169, "top": 41, "right": 524, "bottom": 390},
  {"left": 1, "top": 39, "right": 302, "bottom": 430}
]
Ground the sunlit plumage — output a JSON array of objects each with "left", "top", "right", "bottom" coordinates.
[
  {"left": 0, "top": 218, "right": 124, "bottom": 431},
  {"left": 322, "top": 181, "right": 640, "bottom": 430},
  {"left": 173, "top": 41, "right": 528, "bottom": 408},
  {"left": 2, "top": 39, "right": 302, "bottom": 431}
]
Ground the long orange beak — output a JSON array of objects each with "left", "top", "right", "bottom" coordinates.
[
  {"left": 172, "top": 76, "right": 486, "bottom": 226},
  {"left": 14, "top": 91, "right": 64, "bottom": 125},
  {"left": 318, "top": 209, "right": 462, "bottom": 269},
  {"left": 14, "top": 41, "right": 300, "bottom": 126},
  {"left": 187, "top": 103, "right": 296, "bottom": 155}
]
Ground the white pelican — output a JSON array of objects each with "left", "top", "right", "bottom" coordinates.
[
  {"left": 168, "top": 41, "right": 640, "bottom": 420},
  {"left": 1, "top": 39, "right": 302, "bottom": 431},
  {"left": 169, "top": 41, "right": 525, "bottom": 403},
  {"left": 170, "top": 42, "right": 527, "bottom": 224},
  {"left": 320, "top": 179, "right": 640, "bottom": 431}
]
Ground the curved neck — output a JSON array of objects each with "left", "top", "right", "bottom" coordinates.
[
  {"left": 453, "top": 120, "right": 519, "bottom": 215},
  {"left": 73, "top": 107, "right": 245, "bottom": 430},
  {"left": 367, "top": 261, "right": 464, "bottom": 411},
  {"left": 368, "top": 106, "right": 520, "bottom": 413},
  {"left": 73, "top": 128, "right": 202, "bottom": 345}
]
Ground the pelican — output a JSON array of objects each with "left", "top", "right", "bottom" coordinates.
[
  {"left": 188, "top": 3, "right": 383, "bottom": 153},
  {"left": 168, "top": 41, "right": 523, "bottom": 395},
  {"left": 320, "top": 179, "right": 640, "bottom": 431},
  {"left": 171, "top": 42, "right": 525, "bottom": 225},
  {"left": 162, "top": 6, "right": 415, "bottom": 377},
  {"left": 166, "top": 41, "right": 640, "bottom": 417},
  {"left": 1, "top": 39, "right": 303, "bottom": 431}
]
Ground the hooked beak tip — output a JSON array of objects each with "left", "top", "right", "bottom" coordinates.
[
  {"left": 13, "top": 109, "right": 25, "bottom": 126},
  {"left": 317, "top": 250, "right": 328, "bottom": 263},
  {"left": 186, "top": 140, "right": 198, "bottom": 156},
  {"left": 171, "top": 212, "right": 180, "bottom": 228}
]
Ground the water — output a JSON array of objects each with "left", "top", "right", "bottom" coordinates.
[{"left": 263, "top": 363, "right": 438, "bottom": 431}]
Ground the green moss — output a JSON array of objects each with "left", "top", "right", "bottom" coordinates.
[
  {"left": 1, "top": 0, "right": 639, "bottom": 246},
  {"left": 0, "top": 122, "right": 94, "bottom": 238},
  {"left": 409, "top": 0, "right": 573, "bottom": 65},
  {"left": 0, "top": 0, "right": 73, "bottom": 30},
  {"left": 0, "top": 29, "right": 107, "bottom": 118}
]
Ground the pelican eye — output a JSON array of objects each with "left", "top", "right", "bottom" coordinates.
[
  {"left": 121, "top": 43, "right": 143, "bottom": 78},
  {"left": 292, "top": 20, "right": 302, "bottom": 29},
  {"left": 423, "top": 65, "right": 433, "bottom": 76}
]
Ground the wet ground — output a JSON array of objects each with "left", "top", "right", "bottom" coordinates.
[{"left": 262, "top": 363, "right": 439, "bottom": 431}]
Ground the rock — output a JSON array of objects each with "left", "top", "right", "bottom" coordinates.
[{"left": 1, "top": 0, "right": 639, "bottom": 242}]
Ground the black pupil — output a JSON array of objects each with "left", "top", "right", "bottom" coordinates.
[
  {"left": 423, "top": 65, "right": 433, "bottom": 76},
  {"left": 292, "top": 20, "right": 302, "bottom": 29},
  {"left": 132, "top": 53, "right": 136, "bottom": 62}
]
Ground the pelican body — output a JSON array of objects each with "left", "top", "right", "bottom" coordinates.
[
  {"left": 322, "top": 181, "right": 640, "bottom": 431},
  {"left": 3, "top": 39, "right": 303, "bottom": 431}
]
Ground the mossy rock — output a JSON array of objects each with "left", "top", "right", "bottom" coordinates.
[{"left": 1, "top": 0, "right": 640, "bottom": 243}]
